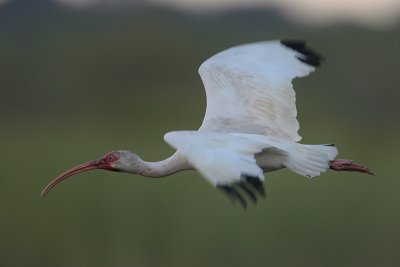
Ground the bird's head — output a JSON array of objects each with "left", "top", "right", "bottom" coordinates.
[{"left": 41, "top": 150, "right": 139, "bottom": 197}]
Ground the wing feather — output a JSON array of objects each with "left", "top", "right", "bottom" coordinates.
[
  {"left": 198, "top": 40, "right": 323, "bottom": 141},
  {"left": 164, "top": 131, "right": 265, "bottom": 186}
]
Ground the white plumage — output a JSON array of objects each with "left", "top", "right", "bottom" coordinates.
[
  {"left": 165, "top": 40, "right": 337, "bottom": 189},
  {"left": 198, "top": 40, "right": 316, "bottom": 141}
]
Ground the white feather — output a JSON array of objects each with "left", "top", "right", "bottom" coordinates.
[
  {"left": 165, "top": 131, "right": 338, "bottom": 186},
  {"left": 198, "top": 40, "right": 317, "bottom": 141},
  {"left": 230, "top": 133, "right": 338, "bottom": 178},
  {"left": 162, "top": 40, "right": 337, "bottom": 188},
  {"left": 164, "top": 131, "right": 264, "bottom": 186},
  {"left": 285, "top": 144, "right": 338, "bottom": 178}
]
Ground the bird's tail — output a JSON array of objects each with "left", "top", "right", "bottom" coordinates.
[{"left": 285, "top": 143, "right": 338, "bottom": 178}]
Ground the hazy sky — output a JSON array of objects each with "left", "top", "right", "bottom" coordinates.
[{"left": 4, "top": 0, "right": 400, "bottom": 27}]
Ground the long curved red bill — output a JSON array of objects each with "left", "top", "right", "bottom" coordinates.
[{"left": 41, "top": 160, "right": 101, "bottom": 197}]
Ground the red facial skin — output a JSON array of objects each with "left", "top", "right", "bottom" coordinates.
[{"left": 40, "top": 152, "right": 120, "bottom": 197}]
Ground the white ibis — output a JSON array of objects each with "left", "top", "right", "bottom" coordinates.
[{"left": 41, "top": 40, "right": 374, "bottom": 207}]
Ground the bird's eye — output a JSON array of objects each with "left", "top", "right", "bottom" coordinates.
[{"left": 109, "top": 156, "right": 113, "bottom": 161}]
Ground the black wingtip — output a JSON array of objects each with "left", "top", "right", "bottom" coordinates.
[
  {"left": 280, "top": 40, "right": 324, "bottom": 67},
  {"left": 217, "top": 175, "right": 266, "bottom": 209},
  {"left": 244, "top": 175, "right": 266, "bottom": 198},
  {"left": 217, "top": 185, "right": 247, "bottom": 209}
]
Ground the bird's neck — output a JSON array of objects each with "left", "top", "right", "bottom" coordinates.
[{"left": 132, "top": 152, "right": 190, "bottom": 178}]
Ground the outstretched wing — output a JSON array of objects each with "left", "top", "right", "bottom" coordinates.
[{"left": 198, "top": 40, "right": 323, "bottom": 142}]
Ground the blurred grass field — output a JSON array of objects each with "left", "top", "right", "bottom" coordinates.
[{"left": 1, "top": 1, "right": 400, "bottom": 266}]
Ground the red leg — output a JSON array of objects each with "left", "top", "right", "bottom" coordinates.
[{"left": 330, "top": 159, "right": 375, "bottom": 175}]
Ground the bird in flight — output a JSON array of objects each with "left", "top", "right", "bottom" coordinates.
[{"left": 41, "top": 40, "right": 374, "bottom": 207}]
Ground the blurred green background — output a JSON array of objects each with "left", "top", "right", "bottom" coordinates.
[{"left": 1, "top": 0, "right": 399, "bottom": 266}]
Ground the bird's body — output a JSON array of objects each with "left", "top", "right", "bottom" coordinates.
[
  {"left": 164, "top": 131, "right": 337, "bottom": 184},
  {"left": 42, "top": 40, "right": 374, "bottom": 207}
]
